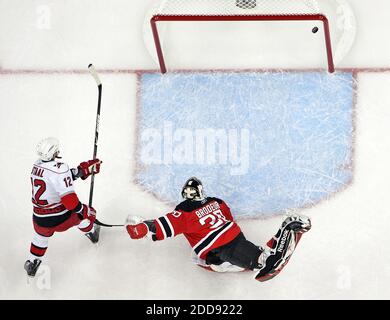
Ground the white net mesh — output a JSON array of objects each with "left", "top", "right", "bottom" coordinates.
[
  {"left": 144, "top": 0, "right": 356, "bottom": 69},
  {"left": 155, "top": 0, "right": 321, "bottom": 16}
]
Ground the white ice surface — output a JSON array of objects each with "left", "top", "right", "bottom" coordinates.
[{"left": 0, "top": 0, "right": 390, "bottom": 299}]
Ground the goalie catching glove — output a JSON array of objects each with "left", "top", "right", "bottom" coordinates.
[
  {"left": 125, "top": 215, "right": 155, "bottom": 239},
  {"left": 77, "top": 159, "right": 102, "bottom": 180}
]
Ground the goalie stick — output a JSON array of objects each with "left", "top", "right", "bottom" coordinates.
[{"left": 88, "top": 65, "right": 124, "bottom": 229}]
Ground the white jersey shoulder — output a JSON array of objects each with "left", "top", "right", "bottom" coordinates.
[
  {"left": 32, "top": 159, "right": 70, "bottom": 175},
  {"left": 31, "top": 160, "right": 76, "bottom": 212}
]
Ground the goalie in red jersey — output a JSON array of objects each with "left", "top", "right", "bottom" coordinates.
[{"left": 126, "top": 177, "right": 311, "bottom": 282}]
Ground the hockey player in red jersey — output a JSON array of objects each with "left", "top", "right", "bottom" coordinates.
[
  {"left": 126, "top": 177, "right": 311, "bottom": 282},
  {"left": 25, "top": 137, "right": 102, "bottom": 277}
]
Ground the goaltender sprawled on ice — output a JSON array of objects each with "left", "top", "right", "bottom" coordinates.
[{"left": 126, "top": 177, "right": 311, "bottom": 282}]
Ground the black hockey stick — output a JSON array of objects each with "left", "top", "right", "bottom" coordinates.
[
  {"left": 88, "top": 64, "right": 124, "bottom": 229},
  {"left": 95, "top": 221, "right": 124, "bottom": 227},
  {"left": 87, "top": 64, "right": 101, "bottom": 208}
]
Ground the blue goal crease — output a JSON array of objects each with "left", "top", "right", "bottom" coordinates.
[{"left": 136, "top": 71, "right": 354, "bottom": 218}]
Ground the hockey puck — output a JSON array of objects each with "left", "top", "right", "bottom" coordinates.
[{"left": 312, "top": 27, "right": 319, "bottom": 33}]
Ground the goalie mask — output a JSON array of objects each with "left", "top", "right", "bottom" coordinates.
[{"left": 181, "top": 177, "right": 205, "bottom": 201}]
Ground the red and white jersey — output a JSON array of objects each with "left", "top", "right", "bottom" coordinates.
[
  {"left": 153, "top": 197, "right": 241, "bottom": 260},
  {"left": 30, "top": 159, "right": 75, "bottom": 224}
]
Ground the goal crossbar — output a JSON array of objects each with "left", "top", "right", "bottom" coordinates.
[{"left": 150, "top": 14, "right": 335, "bottom": 73}]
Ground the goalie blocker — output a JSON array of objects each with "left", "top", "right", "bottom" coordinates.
[{"left": 126, "top": 177, "right": 311, "bottom": 282}]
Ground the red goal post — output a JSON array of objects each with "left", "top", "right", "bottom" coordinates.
[{"left": 150, "top": 0, "right": 335, "bottom": 73}]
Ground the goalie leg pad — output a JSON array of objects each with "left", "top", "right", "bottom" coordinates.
[
  {"left": 255, "top": 214, "right": 311, "bottom": 282},
  {"left": 255, "top": 230, "right": 296, "bottom": 281}
]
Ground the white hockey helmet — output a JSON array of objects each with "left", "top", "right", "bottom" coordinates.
[{"left": 36, "top": 137, "right": 60, "bottom": 161}]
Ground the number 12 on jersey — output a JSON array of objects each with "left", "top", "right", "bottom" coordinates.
[
  {"left": 31, "top": 178, "right": 48, "bottom": 205},
  {"left": 63, "top": 176, "right": 72, "bottom": 188}
]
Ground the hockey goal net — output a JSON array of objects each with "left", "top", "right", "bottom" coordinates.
[{"left": 149, "top": 0, "right": 335, "bottom": 73}]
